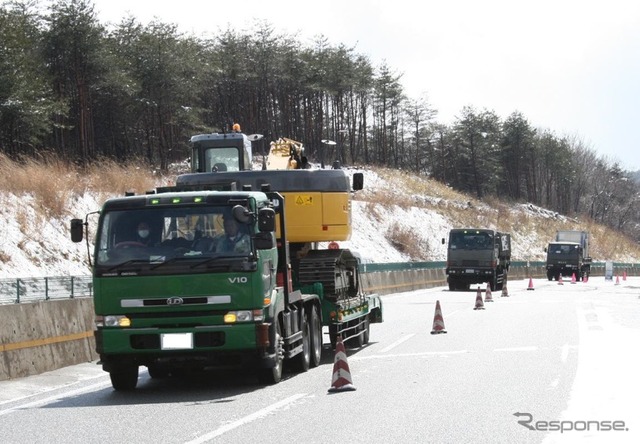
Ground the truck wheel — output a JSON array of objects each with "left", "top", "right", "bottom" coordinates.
[
  {"left": 110, "top": 365, "right": 139, "bottom": 391},
  {"left": 257, "top": 322, "right": 283, "bottom": 384},
  {"left": 309, "top": 305, "right": 322, "bottom": 368},
  {"left": 448, "top": 281, "right": 456, "bottom": 291},
  {"left": 292, "top": 310, "right": 311, "bottom": 373}
]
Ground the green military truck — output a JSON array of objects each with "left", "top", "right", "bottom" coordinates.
[{"left": 444, "top": 228, "right": 511, "bottom": 291}]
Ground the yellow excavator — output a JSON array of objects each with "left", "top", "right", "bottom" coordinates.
[{"left": 179, "top": 124, "right": 381, "bottom": 347}]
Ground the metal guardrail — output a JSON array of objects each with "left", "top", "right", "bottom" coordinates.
[
  {"left": 0, "top": 276, "right": 93, "bottom": 305},
  {"left": 1, "top": 260, "right": 638, "bottom": 304}
]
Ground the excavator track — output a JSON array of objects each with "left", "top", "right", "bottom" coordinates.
[{"left": 297, "top": 249, "right": 360, "bottom": 301}]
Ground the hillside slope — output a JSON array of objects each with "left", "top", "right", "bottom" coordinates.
[
  {"left": 340, "top": 167, "right": 640, "bottom": 264},
  {"left": 1, "top": 165, "right": 639, "bottom": 279}
]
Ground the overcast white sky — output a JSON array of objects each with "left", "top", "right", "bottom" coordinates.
[{"left": 87, "top": 0, "right": 640, "bottom": 170}]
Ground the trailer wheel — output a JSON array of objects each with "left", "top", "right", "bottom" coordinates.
[
  {"left": 257, "top": 321, "right": 283, "bottom": 384},
  {"left": 309, "top": 305, "right": 322, "bottom": 368},
  {"left": 292, "top": 309, "right": 311, "bottom": 373},
  {"left": 110, "top": 365, "right": 139, "bottom": 391}
]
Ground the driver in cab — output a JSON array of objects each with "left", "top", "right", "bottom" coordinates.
[
  {"left": 136, "top": 221, "right": 152, "bottom": 246},
  {"left": 216, "top": 217, "right": 250, "bottom": 253}
]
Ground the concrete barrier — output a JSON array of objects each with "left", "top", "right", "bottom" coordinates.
[{"left": 0, "top": 298, "right": 97, "bottom": 381}]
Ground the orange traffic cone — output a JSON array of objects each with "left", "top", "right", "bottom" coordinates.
[
  {"left": 431, "top": 300, "right": 447, "bottom": 334},
  {"left": 558, "top": 274, "right": 564, "bottom": 285},
  {"left": 328, "top": 336, "right": 356, "bottom": 393},
  {"left": 474, "top": 287, "right": 485, "bottom": 310},
  {"left": 582, "top": 273, "right": 588, "bottom": 283},
  {"left": 615, "top": 275, "right": 620, "bottom": 285},
  {"left": 571, "top": 273, "right": 577, "bottom": 284},
  {"left": 623, "top": 270, "right": 627, "bottom": 281},
  {"left": 527, "top": 277, "right": 535, "bottom": 290},
  {"left": 485, "top": 283, "right": 494, "bottom": 302},
  {"left": 501, "top": 281, "right": 509, "bottom": 297}
]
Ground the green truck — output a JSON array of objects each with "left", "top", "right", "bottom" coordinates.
[{"left": 71, "top": 166, "right": 382, "bottom": 390}]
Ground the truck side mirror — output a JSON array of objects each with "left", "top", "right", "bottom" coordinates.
[
  {"left": 352, "top": 172, "right": 364, "bottom": 191},
  {"left": 232, "top": 204, "right": 252, "bottom": 223},
  {"left": 70, "top": 218, "right": 84, "bottom": 243},
  {"left": 442, "top": 238, "right": 446, "bottom": 245},
  {"left": 258, "top": 207, "right": 275, "bottom": 232}
]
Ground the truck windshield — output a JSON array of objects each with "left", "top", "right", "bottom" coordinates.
[
  {"left": 449, "top": 232, "right": 493, "bottom": 250},
  {"left": 95, "top": 205, "right": 253, "bottom": 268},
  {"left": 548, "top": 244, "right": 579, "bottom": 257}
]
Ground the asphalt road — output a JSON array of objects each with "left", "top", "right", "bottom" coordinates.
[{"left": 1, "top": 276, "right": 639, "bottom": 444}]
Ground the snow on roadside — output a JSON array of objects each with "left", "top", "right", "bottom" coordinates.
[{"left": 1, "top": 167, "right": 637, "bottom": 279}]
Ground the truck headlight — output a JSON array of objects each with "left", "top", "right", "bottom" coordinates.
[
  {"left": 224, "top": 310, "right": 264, "bottom": 323},
  {"left": 96, "top": 315, "right": 131, "bottom": 328}
]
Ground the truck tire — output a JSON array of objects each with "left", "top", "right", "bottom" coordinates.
[
  {"left": 309, "top": 305, "right": 322, "bottom": 368},
  {"left": 257, "top": 321, "right": 283, "bottom": 385},
  {"left": 490, "top": 276, "right": 497, "bottom": 292},
  {"left": 110, "top": 365, "right": 139, "bottom": 391},
  {"left": 292, "top": 309, "right": 311, "bottom": 373}
]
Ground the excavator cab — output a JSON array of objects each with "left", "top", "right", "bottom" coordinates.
[{"left": 190, "top": 132, "right": 253, "bottom": 173}]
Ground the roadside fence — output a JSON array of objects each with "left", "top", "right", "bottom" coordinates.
[{"left": 0, "top": 275, "right": 92, "bottom": 305}]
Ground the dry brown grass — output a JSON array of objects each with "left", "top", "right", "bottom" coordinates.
[
  {"left": 356, "top": 167, "right": 640, "bottom": 261},
  {"left": 386, "top": 222, "right": 429, "bottom": 260},
  {"left": 0, "top": 153, "right": 161, "bottom": 219}
]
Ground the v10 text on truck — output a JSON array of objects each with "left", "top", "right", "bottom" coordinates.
[
  {"left": 443, "top": 228, "right": 511, "bottom": 291},
  {"left": 71, "top": 128, "right": 382, "bottom": 391}
]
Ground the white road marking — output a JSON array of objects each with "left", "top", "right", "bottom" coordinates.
[
  {"left": 185, "top": 393, "right": 307, "bottom": 443},
  {"left": 493, "top": 346, "right": 538, "bottom": 352},
  {"left": 379, "top": 334, "right": 415, "bottom": 353},
  {"left": 0, "top": 380, "right": 110, "bottom": 417},
  {"left": 352, "top": 350, "right": 469, "bottom": 361}
]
